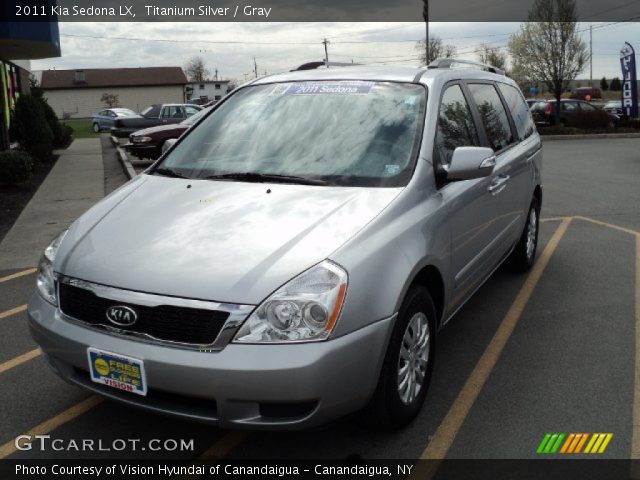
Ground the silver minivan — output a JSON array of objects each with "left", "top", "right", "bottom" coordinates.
[{"left": 29, "top": 60, "right": 542, "bottom": 430}]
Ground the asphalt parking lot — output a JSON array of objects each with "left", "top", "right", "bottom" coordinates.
[{"left": 0, "top": 138, "right": 639, "bottom": 464}]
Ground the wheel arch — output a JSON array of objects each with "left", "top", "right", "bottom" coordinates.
[{"left": 404, "top": 264, "right": 446, "bottom": 329}]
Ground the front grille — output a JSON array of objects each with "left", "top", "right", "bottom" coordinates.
[{"left": 59, "top": 283, "right": 230, "bottom": 346}]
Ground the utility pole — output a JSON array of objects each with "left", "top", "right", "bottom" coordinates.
[
  {"left": 322, "top": 38, "right": 330, "bottom": 67},
  {"left": 423, "top": 0, "right": 429, "bottom": 64},
  {"left": 214, "top": 68, "right": 218, "bottom": 81},
  {"left": 253, "top": 57, "right": 258, "bottom": 78},
  {"left": 589, "top": 25, "right": 593, "bottom": 87}
]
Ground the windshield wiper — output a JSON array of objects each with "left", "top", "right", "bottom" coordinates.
[
  {"left": 203, "top": 172, "right": 327, "bottom": 186},
  {"left": 152, "top": 167, "right": 190, "bottom": 179}
]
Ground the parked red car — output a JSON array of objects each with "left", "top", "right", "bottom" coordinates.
[
  {"left": 124, "top": 107, "right": 211, "bottom": 160},
  {"left": 569, "top": 87, "right": 602, "bottom": 100},
  {"left": 530, "top": 99, "right": 618, "bottom": 128}
]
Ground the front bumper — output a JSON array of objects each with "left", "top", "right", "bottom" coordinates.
[
  {"left": 123, "top": 143, "right": 161, "bottom": 159},
  {"left": 28, "top": 293, "right": 394, "bottom": 430},
  {"left": 110, "top": 127, "right": 137, "bottom": 138}
]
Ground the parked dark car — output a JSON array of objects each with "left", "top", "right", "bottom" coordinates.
[
  {"left": 111, "top": 104, "right": 203, "bottom": 138},
  {"left": 603, "top": 100, "right": 624, "bottom": 116},
  {"left": 530, "top": 99, "right": 618, "bottom": 128},
  {"left": 569, "top": 87, "right": 602, "bottom": 100},
  {"left": 124, "top": 107, "right": 211, "bottom": 160},
  {"left": 91, "top": 108, "right": 139, "bottom": 132}
]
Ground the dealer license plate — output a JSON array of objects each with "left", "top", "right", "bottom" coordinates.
[{"left": 87, "top": 348, "right": 147, "bottom": 396}]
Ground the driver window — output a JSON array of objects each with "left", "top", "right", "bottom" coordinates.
[{"left": 434, "top": 84, "right": 480, "bottom": 168}]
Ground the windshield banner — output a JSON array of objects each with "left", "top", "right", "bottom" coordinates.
[
  {"left": 620, "top": 42, "right": 638, "bottom": 119},
  {"left": 275, "top": 82, "right": 375, "bottom": 96}
]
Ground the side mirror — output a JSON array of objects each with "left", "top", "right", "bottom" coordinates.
[
  {"left": 162, "top": 138, "right": 177, "bottom": 155},
  {"left": 446, "top": 146, "right": 496, "bottom": 181}
]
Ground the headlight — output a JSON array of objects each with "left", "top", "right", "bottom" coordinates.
[
  {"left": 133, "top": 136, "right": 152, "bottom": 143},
  {"left": 36, "top": 230, "right": 67, "bottom": 305},
  {"left": 233, "top": 261, "right": 348, "bottom": 343}
]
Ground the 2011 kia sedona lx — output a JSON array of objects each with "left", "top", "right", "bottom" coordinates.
[{"left": 29, "top": 60, "right": 542, "bottom": 430}]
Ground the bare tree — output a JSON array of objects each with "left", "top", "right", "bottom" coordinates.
[
  {"left": 100, "top": 93, "right": 119, "bottom": 108},
  {"left": 508, "top": 0, "right": 587, "bottom": 120},
  {"left": 415, "top": 36, "right": 457, "bottom": 65},
  {"left": 477, "top": 44, "right": 508, "bottom": 71},
  {"left": 185, "top": 56, "right": 210, "bottom": 82}
]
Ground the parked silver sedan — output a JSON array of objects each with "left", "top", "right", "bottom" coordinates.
[{"left": 29, "top": 61, "right": 542, "bottom": 430}]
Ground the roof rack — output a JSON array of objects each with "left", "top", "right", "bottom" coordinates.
[
  {"left": 291, "top": 61, "right": 361, "bottom": 71},
  {"left": 427, "top": 58, "right": 505, "bottom": 76}
]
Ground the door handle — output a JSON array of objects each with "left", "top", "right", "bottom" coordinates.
[{"left": 488, "top": 174, "right": 510, "bottom": 195}]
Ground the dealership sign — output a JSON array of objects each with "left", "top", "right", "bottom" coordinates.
[{"left": 620, "top": 42, "right": 638, "bottom": 119}]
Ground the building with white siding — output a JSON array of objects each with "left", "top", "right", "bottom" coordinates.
[
  {"left": 185, "top": 80, "right": 231, "bottom": 104},
  {"left": 39, "top": 67, "right": 188, "bottom": 119}
]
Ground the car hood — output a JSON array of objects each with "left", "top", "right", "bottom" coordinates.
[
  {"left": 57, "top": 175, "right": 402, "bottom": 304},
  {"left": 132, "top": 124, "right": 188, "bottom": 136}
]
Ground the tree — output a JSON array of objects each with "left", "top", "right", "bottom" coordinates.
[
  {"left": 508, "top": 0, "right": 587, "bottom": 121},
  {"left": 415, "top": 36, "right": 457, "bottom": 65},
  {"left": 610, "top": 77, "right": 622, "bottom": 91},
  {"left": 477, "top": 44, "right": 508, "bottom": 71},
  {"left": 185, "top": 56, "right": 210, "bottom": 82},
  {"left": 13, "top": 95, "right": 53, "bottom": 161},
  {"left": 29, "top": 73, "right": 44, "bottom": 99},
  {"left": 100, "top": 93, "right": 119, "bottom": 108},
  {"left": 600, "top": 76, "right": 609, "bottom": 91}
]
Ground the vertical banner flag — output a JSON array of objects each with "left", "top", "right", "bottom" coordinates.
[{"left": 620, "top": 42, "right": 638, "bottom": 119}]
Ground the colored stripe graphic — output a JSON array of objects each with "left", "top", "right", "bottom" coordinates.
[
  {"left": 574, "top": 433, "right": 589, "bottom": 453},
  {"left": 584, "top": 433, "right": 614, "bottom": 454},
  {"left": 538, "top": 433, "right": 613, "bottom": 454},
  {"left": 537, "top": 433, "right": 565, "bottom": 454}
]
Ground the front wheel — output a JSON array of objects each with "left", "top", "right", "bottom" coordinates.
[
  {"left": 359, "top": 286, "right": 436, "bottom": 430},
  {"left": 506, "top": 198, "right": 540, "bottom": 273},
  {"left": 92, "top": 123, "right": 100, "bottom": 133}
]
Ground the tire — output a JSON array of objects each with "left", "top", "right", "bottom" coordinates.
[
  {"left": 359, "top": 286, "right": 436, "bottom": 430},
  {"left": 506, "top": 197, "right": 540, "bottom": 273},
  {"left": 92, "top": 123, "right": 100, "bottom": 133}
]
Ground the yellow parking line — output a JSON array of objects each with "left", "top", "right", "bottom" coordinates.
[
  {"left": 0, "top": 268, "right": 36, "bottom": 284},
  {"left": 541, "top": 216, "right": 572, "bottom": 223},
  {"left": 175, "top": 431, "right": 248, "bottom": 479},
  {"left": 0, "top": 348, "right": 40, "bottom": 374},
  {"left": 411, "top": 218, "right": 571, "bottom": 477},
  {"left": 0, "top": 396, "right": 103, "bottom": 459},
  {"left": 0, "top": 305, "right": 27, "bottom": 320},
  {"left": 199, "top": 431, "right": 248, "bottom": 459},
  {"left": 575, "top": 216, "right": 640, "bottom": 237}
]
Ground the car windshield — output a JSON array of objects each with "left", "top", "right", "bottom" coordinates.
[
  {"left": 140, "top": 106, "right": 157, "bottom": 116},
  {"left": 180, "top": 107, "right": 211, "bottom": 126},
  {"left": 113, "top": 109, "right": 138, "bottom": 117},
  {"left": 155, "top": 81, "right": 426, "bottom": 187}
]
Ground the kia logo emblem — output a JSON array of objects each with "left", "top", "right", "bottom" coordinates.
[{"left": 105, "top": 305, "right": 138, "bottom": 327}]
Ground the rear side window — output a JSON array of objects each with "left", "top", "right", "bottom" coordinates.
[
  {"left": 562, "top": 101, "right": 579, "bottom": 112},
  {"left": 162, "top": 106, "right": 185, "bottom": 119},
  {"left": 468, "top": 83, "right": 514, "bottom": 152},
  {"left": 434, "top": 84, "right": 480, "bottom": 167},
  {"left": 579, "top": 102, "right": 597, "bottom": 111},
  {"left": 497, "top": 83, "right": 535, "bottom": 140}
]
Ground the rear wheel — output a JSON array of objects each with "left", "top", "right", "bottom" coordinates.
[
  {"left": 360, "top": 286, "right": 436, "bottom": 430},
  {"left": 506, "top": 198, "right": 539, "bottom": 273},
  {"left": 92, "top": 123, "right": 100, "bottom": 133}
]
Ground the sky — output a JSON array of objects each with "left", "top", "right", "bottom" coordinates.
[{"left": 31, "top": 22, "right": 640, "bottom": 83}]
